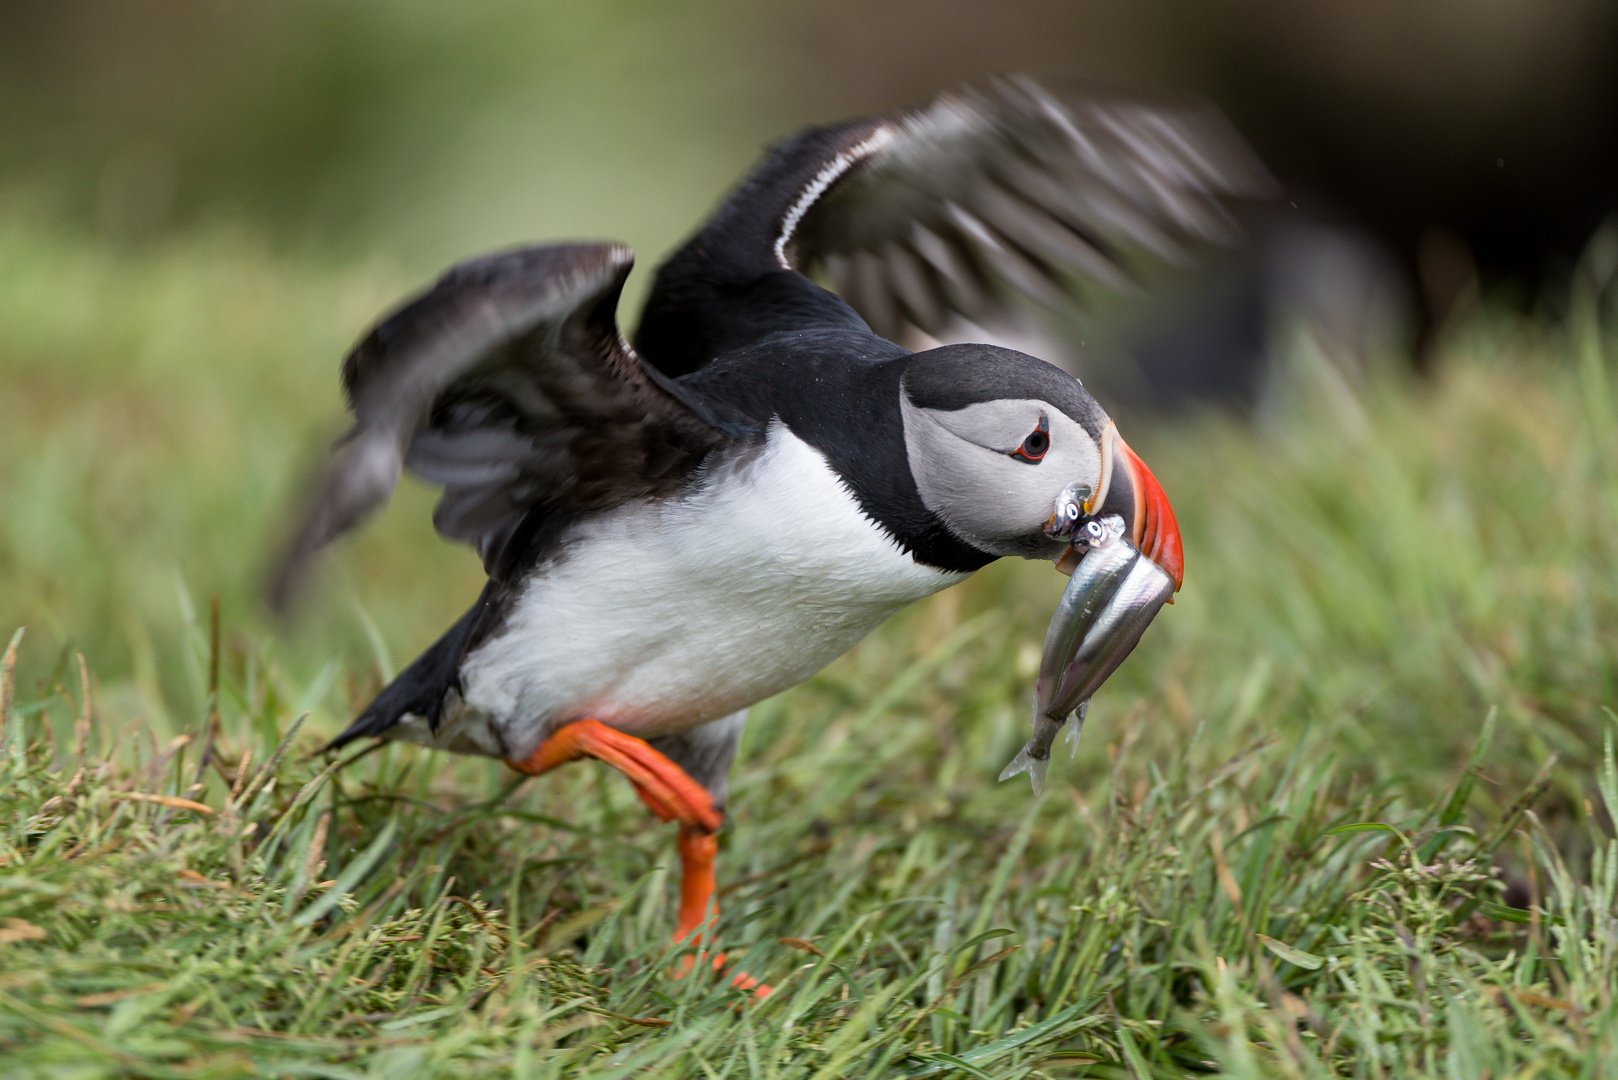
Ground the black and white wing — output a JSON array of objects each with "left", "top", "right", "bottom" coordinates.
[
  {"left": 803, "top": 78, "right": 1277, "bottom": 335},
  {"left": 636, "top": 76, "right": 1276, "bottom": 373},
  {"left": 272, "top": 243, "right": 727, "bottom": 608}
]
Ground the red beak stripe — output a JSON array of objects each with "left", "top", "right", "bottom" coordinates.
[{"left": 1115, "top": 435, "right": 1184, "bottom": 591}]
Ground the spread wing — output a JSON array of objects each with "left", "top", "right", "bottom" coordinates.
[
  {"left": 636, "top": 76, "right": 1276, "bottom": 372},
  {"left": 801, "top": 78, "right": 1277, "bottom": 338},
  {"left": 271, "top": 243, "right": 728, "bottom": 609}
]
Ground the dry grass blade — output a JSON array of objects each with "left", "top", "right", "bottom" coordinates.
[{"left": 111, "top": 791, "right": 215, "bottom": 814}]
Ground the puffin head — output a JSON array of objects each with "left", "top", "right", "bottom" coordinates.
[{"left": 899, "top": 344, "right": 1183, "bottom": 589}]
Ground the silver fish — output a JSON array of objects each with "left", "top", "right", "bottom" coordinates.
[
  {"left": 1042, "top": 550, "right": 1174, "bottom": 721},
  {"left": 1033, "top": 515, "right": 1135, "bottom": 713},
  {"left": 996, "top": 700, "right": 1088, "bottom": 795},
  {"left": 998, "top": 512, "right": 1131, "bottom": 792},
  {"left": 999, "top": 507, "right": 1174, "bottom": 794}
]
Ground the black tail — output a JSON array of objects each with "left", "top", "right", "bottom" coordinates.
[{"left": 327, "top": 583, "right": 493, "bottom": 751}]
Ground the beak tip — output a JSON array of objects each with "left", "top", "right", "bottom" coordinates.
[
  {"left": 1115, "top": 435, "right": 1184, "bottom": 592},
  {"left": 1155, "top": 525, "right": 1185, "bottom": 592}
]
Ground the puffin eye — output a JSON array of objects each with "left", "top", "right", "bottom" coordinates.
[{"left": 1009, "top": 416, "right": 1050, "bottom": 463}]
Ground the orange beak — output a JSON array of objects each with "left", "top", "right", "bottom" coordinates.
[{"left": 1113, "top": 435, "right": 1183, "bottom": 591}]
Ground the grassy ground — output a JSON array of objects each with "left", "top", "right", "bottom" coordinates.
[{"left": 2, "top": 210, "right": 1617, "bottom": 1077}]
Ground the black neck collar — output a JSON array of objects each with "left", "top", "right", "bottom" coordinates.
[{"left": 680, "top": 330, "right": 996, "bottom": 575}]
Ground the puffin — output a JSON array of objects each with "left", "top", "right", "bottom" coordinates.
[{"left": 272, "top": 77, "right": 1269, "bottom": 982}]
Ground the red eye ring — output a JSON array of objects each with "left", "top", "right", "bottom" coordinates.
[{"left": 1010, "top": 416, "right": 1050, "bottom": 463}]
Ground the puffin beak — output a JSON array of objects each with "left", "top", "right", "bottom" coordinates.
[
  {"left": 1109, "top": 433, "right": 1183, "bottom": 592},
  {"left": 1016, "top": 447, "right": 1182, "bottom": 788},
  {"left": 1052, "top": 427, "right": 1184, "bottom": 591}
]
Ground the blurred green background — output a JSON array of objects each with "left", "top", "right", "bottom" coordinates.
[{"left": 1, "top": 0, "right": 1615, "bottom": 791}]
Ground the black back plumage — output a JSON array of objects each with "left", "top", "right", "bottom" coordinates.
[
  {"left": 635, "top": 76, "right": 1275, "bottom": 376},
  {"left": 634, "top": 124, "right": 884, "bottom": 377}
]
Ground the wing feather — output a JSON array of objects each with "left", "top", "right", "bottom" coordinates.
[
  {"left": 272, "top": 243, "right": 726, "bottom": 609},
  {"left": 787, "top": 76, "right": 1276, "bottom": 335}
]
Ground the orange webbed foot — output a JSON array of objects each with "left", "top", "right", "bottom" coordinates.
[
  {"left": 671, "top": 826, "right": 771, "bottom": 997},
  {"left": 507, "top": 720, "right": 769, "bottom": 997}
]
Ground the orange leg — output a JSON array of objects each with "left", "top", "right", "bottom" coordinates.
[
  {"left": 676, "top": 826, "right": 720, "bottom": 943},
  {"left": 673, "top": 824, "right": 766, "bottom": 994},
  {"left": 508, "top": 718, "right": 721, "bottom": 832},
  {"left": 507, "top": 719, "right": 769, "bottom": 996}
]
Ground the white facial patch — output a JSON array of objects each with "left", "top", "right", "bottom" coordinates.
[
  {"left": 900, "top": 395, "right": 1103, "bottom": 559},
  {"left": 923, "top": 398, "right": 1046, "bottom": 452}
]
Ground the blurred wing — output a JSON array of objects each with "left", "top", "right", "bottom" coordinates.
[
  {"left": 790, "top": 77, "right": 1277, "bottom": 339},
  {"left": 271, "top": 243, "right": 726, "bottom": 608}
]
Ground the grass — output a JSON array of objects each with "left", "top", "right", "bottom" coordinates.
[{"left": 2, "top": 208, "right": 1617, "bottom": 1077}]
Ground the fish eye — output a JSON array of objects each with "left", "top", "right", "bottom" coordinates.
[{"left": 1009, "top": 416, "right": 1050, "bottom": 463}]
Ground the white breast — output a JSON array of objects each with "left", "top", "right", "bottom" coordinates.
[{"left": 419, "top": 423, "right": 968, "bottom": 761}]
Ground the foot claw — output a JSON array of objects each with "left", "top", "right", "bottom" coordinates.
[
  {"left": 730, "top": 970, "right": 772, "bottom": 997},
  {"left": 671, "top": 948, "right": 772, "bottom": 997}
]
